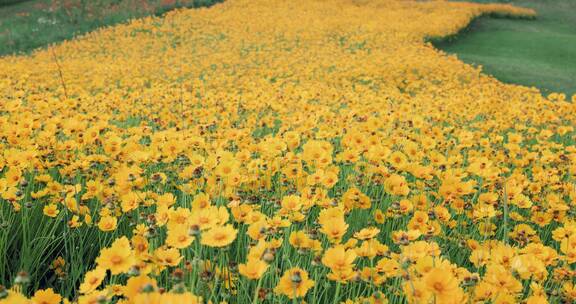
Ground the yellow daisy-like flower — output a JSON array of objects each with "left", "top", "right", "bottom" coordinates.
[
  {"left": 200, "top": 224, "right": 238, "bottom": 247},
  {"left": 274, "top": 267, "right": 315, "bottom": 299}
]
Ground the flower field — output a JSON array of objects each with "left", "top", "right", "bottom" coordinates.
[{"left": 0, "top": 0, "right": 575, "bottom": 303}]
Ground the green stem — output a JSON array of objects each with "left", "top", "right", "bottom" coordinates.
[
  {"left": 502, "top": 178, "right": 509, "bottom": 244},
  {"left": 252, "top": 277, "right": 263, "bottom": 304},
  {"left": 333, "top": 282, "right": 341, "bottom": 304}
]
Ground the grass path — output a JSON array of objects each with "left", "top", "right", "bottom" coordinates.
[{"left": 435, "top": 0, "right": 576, "bottom": 96}]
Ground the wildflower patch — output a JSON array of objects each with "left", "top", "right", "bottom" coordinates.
[{"left": 0, "top": 0, "right": 574, "bottom": 303}]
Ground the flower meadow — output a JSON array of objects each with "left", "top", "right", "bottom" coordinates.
[{"left": 0, "top": 0, "right": 575, "bottom": 303}]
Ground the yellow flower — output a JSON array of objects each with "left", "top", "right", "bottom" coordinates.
[
  {"left": 120, "top": 191, "right": 141, "bottom": 213},
  {"left": 238, "top": 258, "right": 268, "bottom": 280},
  {"left": 31, "top": 288, "right": 61, "bottom": 304},
  {"left": 43, "top": 204, "right": 59, "bottom": 218},
  {"left": 511, "top": 254, "right": 547, "bottom": 280},
  {"left": 484, "top": 264, "right": 523, "bottom": 295},
  {"left": 189, "top": 207, "right": 219, "bottom": 231},
  {"left": 322, "top": 245, "right": 357, "bottom": 273},
  {"left": 0, "top": 291, "right": 30, "bottom": 304},
  {"left": 383, "top": 174, "right": 410, "bottom": 196},
  {"left": 289, "top": 230, "right": 312, "bottom": 250},
  {"left": 280, "top": 195, "right": 302, "bottom": 213},
  {"left": 154, "top": 247, "right": 182, "bottom": 267},
  {"left": 79, "top": 267, "right": 106, "bottom": 294},
  {"left": 320, "top": 218, "right": 348, "bottom": 243},
  {"left": 133, "top": 291, "right": 202, "bottom": 304},
  {"left": 123, "top": 274, "right": 157, "bottom": 301},
  {"left": 201, "top": 224, "right": 238, "bottom": 247},
  {"left": 422, "top": 267, "right": 461, "bottom": 303},
  {"left": 327, "top": 268, "right": 357, "bottom": 283},
  {"left": 374, "top": 209, "right": 385, "bottom": 224},
  {"left": 77, "top": 290, "right": 108, "bottom": 304},
  {"left": 274, "top": 267, "right": 315, "bottom": 299},
  {"left": 354, "top": 227, "right": 380, "bottom": 240},
  {"left": 247, "top": 220, "right": 269, "bottom": 241},
  {"left": 165, "top": 224, "right": 194, "bottom": 249},
  {"left": 525, "top": 295, "right": 548, "bottom": 304},
  {"left": 191, "top": 193, "right": 211, "bottom": 210},
  {"left": 97, "top": 216, "right": 117, "bottom": 232},
  {"left": 96, "top": 237, "right": 136, "bottom": 275}
]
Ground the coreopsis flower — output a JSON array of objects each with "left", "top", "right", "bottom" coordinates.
[
  {"left": 342, "top": 187, "right": 371, "bottom": 210},
  {"left": 191, "top": 193, "right": 211, "bottom": 210},
  {"left": 320, "top": 218, "right": 348, "bottom": 243},
  {"left": 123, "top": 275, "right": 158, "bottom": 301},
  {"left": 376, "top": 258, "right": 401, "bottom": 277},
  {"left": 200, "top": 224, "right": 238, "bottom": 247},
  {"left": 167, "top": 207, "right": 191, "bottom": 229},
  {"left": 401, "top": 241, "right": 441, "bottom": 262},
  {"left": 96, "top": 237, "right": 136, "bottom": 274},
  {"left": 374, "top": 209, "right": 386, "bottom": 224},
  {"left": 467, "top": 157, "right": 496, "bottom": 178},
  {"left": 31, "top": 288, "right": 61, "bottom": 304},
  {"left": 274, "top": 267, "right": 315, "bottom": 299},
  {"left": 154, "top": 247, "right": 182, "bottom": 267},
  {"left": 247, "top": 220, "right": 269, "bottom": 241},
  {"left": 189, "top": 206, "right": 219, "bottom": 230},
  {"left": 525, "top": 295, "right": 549, "bottom": 304},
  {"left": 483, "top": 264, "right": 523, "bottom": 295},
  {"left": 356, "top": 239, "right": 389, "bottom": 258},
  {"left": 289, "top": 231, "right": 313, "bottom": 250},
  {"left": 391, "top": 230, "right": 421, "bottom": 244},
  {"left": 560, "top": 235, "right": 576, "bottom": 263},
  {"left": 133, "top": 292, "right": 202, "bottom": 304},
  {"left": 403, "top": 280, "right": 431, "bottom": 304},
  {"left": 165, "top": 225, "right": 194, "bottom": 249},
  {"left": 318, "top": 207, "right": 345, "bottom": 226},
  {"left": 238, "top": 258, "right": 269, "bottom": 280},
  {"left": 388, "top": 151, "right": 408, "bottom": 169},
  {"left": 98, "top": 216, "right": 117, "bottom": 232},
  {"left": 79, "top": 267, "right": 106, "bottom": 294},
  {"left": 398, "top": 199, "right": 414, "bottom": 214},
  {"left": 68, "top": 215, "right": 82, "bottom": 228},
  {"left": 132, "top": 235, "right": 149, "bottom": 256},
  {"left": 384, "top": 174, "right": 410, "bottom": 196},
  {"left": 120, "top": 191, "right": 141, "bottom": 213},
  {"left": 563, "top": 282, "right": 576, "bottom": 301},
  {"left": 43, "top": 204, "right": 59, "bottom": 218},
  {"left": 280, "top": 195, "right": 302, "bottom": 214},
  {"left": 511, "top": 254, "right": 547, "bottom": 281},
  {"left": 322, "top": 171, "right": 338, "bottom": 188},
  {"left": 327, "top": 268, "right": 357, "bottom": 283},
  {"left": 422, "top": 267, "right": 464, "bottom": 304},
  {"left": 408, "top": 211, "right": 430, "bottom": 232},
  {"left": 0, "top": 291, "right": 30, "bottom": 304},
  {"left": 322, "top": 245, "right": 357, "bottom": 273}
]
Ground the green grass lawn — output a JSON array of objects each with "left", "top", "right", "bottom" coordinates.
[
  {"left": 435, "top": 0, "right": 576, "bottom": 96},
  {"left": 0, "top": 0, "right": 221, "bottom": 56}
]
